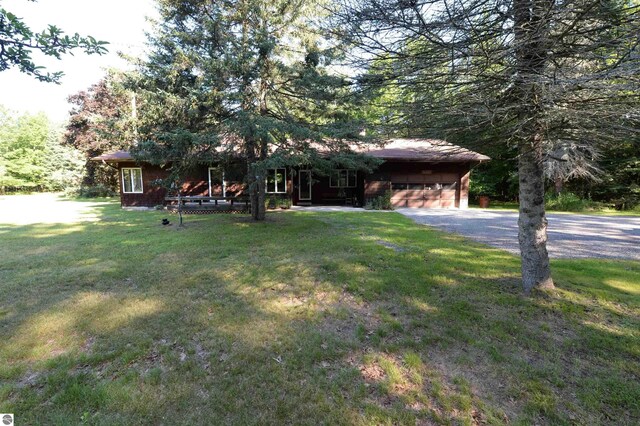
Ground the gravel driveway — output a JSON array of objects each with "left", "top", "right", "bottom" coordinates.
[{"left": 397, "top": 208, "right": 640, "bottom": 260}]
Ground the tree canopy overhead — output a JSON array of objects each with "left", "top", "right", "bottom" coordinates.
[
  {"left": 0, "top": 1, "right": 108, "bottom": 83},
  {"left": 135, "top": 0, "right": 377, "bottom": 220}
]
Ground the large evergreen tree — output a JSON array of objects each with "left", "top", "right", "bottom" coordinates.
[
  {"left": 134, "top": 0, "right": 375, "bottom": 220},
  {"left": 334, "top": 0, "right": 640, "bottom": 292}
]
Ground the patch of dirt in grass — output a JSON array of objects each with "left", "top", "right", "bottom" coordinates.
[
  {"left": 193, "top": 339, "right": 211, "bottom": 370},
  {"left": 81, "top": 335, "right": 96, "bottom": 352},
  {"left": 314, "top": 289, "right": 382, "bottom": 341},
  {"left": 344, "top": 351, "right": 483, "bottom": 424},
  {"left": 375, "top": 239, "right": 406, "bottom": 252},
  {"left": 154, "top": 252, "right": 183, "bottom": 264},
  {"left": 139, "top": 346, "right": 165, "bottom": 372},
  {"left": 426, "top": 352, "right": 513, "bottom": 421},
  {"left": 15, "top": 371, "right": 42, "bottom": 389},
  {"left": 359, "top": 362, "right": 386, "bottom": 383}
]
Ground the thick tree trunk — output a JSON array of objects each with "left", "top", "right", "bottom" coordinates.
[
  {"left": 513, "top": 0, "right": 555, "bottom": 293},
  {"left": 247, "top": 148, "right": 266, "bottom": 221},
  {"left": 251, "top": 172, "right": 266, "bottom": 221},
  {"left": 518, "top": 142, "right": 554, "bottom": 293}
]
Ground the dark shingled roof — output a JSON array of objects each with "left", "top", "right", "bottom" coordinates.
[
  {"left": 358, "top": 139, "right": 490, "bottom": 162},
  {"left": 91, "top": 150, "right": 134, "bottom": 162},
  {"left": 91, "top": 139, "right": 489, "bottom": 163}
]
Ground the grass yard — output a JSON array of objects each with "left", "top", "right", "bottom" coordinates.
[{"left": 1, "top": 196, "right": 638, "bottom": 425}]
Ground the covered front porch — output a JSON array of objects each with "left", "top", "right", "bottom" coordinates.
[{"left": 287, "top": 169, "right": 365, "bottom": 207}]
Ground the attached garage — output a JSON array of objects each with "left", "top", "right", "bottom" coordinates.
[
  {"left": 390, "top": 181, "right": 458, "bottom": 209},
  {"left": 362, "top": 139, "right": 489, "bottom": 209}
]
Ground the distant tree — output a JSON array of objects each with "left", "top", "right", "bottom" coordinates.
[
  {"left": 134, "top": 0, "right": 377, "bottom": 221},
  {"left": 64, "top": 72, "right": 137, "bottom": 189},
  {"left": 0, "top": 109, "right": 49, "bottom": 191},
  {"left": 335, "top": 0, "right": 640, "bottom": 292},
  {"left": 43, "top": 123, "right": 85, "bottom": 192},
  {"left": 588, "top": 140, "right": 640, "bottom": 209},
  {"left": 0, "top": 1, "right": 108, "bottom": 83},
  {"left": 0, "top": 108, "right": 83, "bottom": 193}
]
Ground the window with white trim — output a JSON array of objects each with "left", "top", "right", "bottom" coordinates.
[
  {"left": 121, "top": 168, "right": 143, "bottom": 193},
  {"left": 330, "top": 169, "right": 357, "bottom": 188},
  {"left": 266, "top": 168, "right": 287, "bottom": 193}
]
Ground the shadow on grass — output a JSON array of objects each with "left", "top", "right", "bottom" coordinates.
[{"left": 0, "top": 201, "right": 638, "bottom": 424}]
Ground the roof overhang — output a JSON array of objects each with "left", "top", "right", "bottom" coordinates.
[
  {"left": 359, "top": 139, "right": 490, "bottom": 162},
  {"left": 90, "top": 150, "right": 134, "bottom": 162},
  {"left": 90, "top": 139, "right": 490, "bottom": 164}
]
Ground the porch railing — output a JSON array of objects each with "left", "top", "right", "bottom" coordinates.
[{"left": 164, "top": 196, "right": 251, "bottom": 212}]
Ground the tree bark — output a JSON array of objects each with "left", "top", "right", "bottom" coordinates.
[
  {"left": 513, "top": 0, "right": 555, "bottom": 293},
  {"left": 518, "top": 142, "right": 554, "bottom": 293},
  {"left": 253, "top": 173, "right": 266, "bottom": 220},
  {"left": 250, "top": 36, "right": 270, "bottom": 222},
  {"left": 239, "top": 2, "right": 267, "bottom": 221},
  {"left": 246, "top": 139, "right": 267, "bottom": 221}
]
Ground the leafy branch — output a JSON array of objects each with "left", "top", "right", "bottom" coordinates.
[{"left": 0, "top": 3, "right": 109, "bottom": 83}]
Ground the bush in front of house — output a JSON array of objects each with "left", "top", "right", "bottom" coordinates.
[
  {"left": 73, "top": 184, "right": 118, "bottom": 198},
  {"left": 365, "top": 190, "right": 393, "bottom": 210},
  {"left": 279, "top": 198, "right": 291, "bottom": 209},
  {"left": 265, "top": 195, "right": 291, "bottom": 210}
]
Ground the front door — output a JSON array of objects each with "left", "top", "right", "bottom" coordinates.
[{"left": 299, "top": 170, "right": 312, "bottom": 201}]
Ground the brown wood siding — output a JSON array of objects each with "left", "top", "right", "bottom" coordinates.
[
  {"left": 118, "top": 162, "right": 168, "bottom": 207},
  {"left": 291, "top": 169, "right": 363, "bottom": 206},
  {"left": 364, "top": 180, "right": 389, "bottom": 199},
  {"left": 118, "top": 164, "right": 218, "bottom": 207},
  {"left": 365, "top": 161, "right": 474, "bottom": 209},
  {"left": 181, "top": 166, "right": 210, "bottom": 196},
  {"left": 459, "top": 170, "right": 471, "bottom": 208},
  {"left": 117, "top": 160, "right": 475, "bottom": 209}
]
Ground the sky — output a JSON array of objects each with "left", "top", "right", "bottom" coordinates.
[{"left": 0, "top": 0, "right": 157, "bottom": 123}]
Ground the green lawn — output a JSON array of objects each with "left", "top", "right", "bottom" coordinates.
[{"left": 1, "top": 198, "right": 638, "bottom": 425}]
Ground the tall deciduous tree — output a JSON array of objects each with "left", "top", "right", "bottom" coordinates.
[
  {"left": 334, "top": 0, "right": 640, "bottom": 292},
  {"left": 0, "top": 107, "right": 84, "bottom": 193},
  {"left": 64, "top": 72, "right": 137, "bottom": 189},
  {"left": 0, "top": 1, "right": 108, "bottom": 82},
  {"left": 134, "top": 0, "right": 375, "bottom": 220}
]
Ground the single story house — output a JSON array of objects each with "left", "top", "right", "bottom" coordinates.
[{"left": 92, "top": 139, "right": 489, "bottom": 209}]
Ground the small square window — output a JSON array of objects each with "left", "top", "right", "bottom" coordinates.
[{"left": 122, "top": 168, "right": 143, "bottom": 193}]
